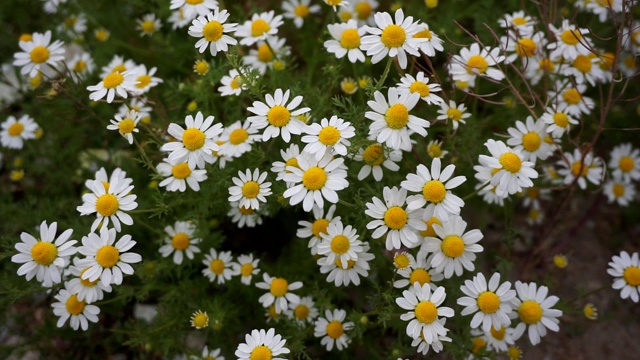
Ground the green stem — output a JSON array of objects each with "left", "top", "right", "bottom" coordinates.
[
  {"left": 375, "top": 57, "right": 394, "bottom": 91},
  {"left": 462, "top": 181, "right": 492, "bottom": 201},
  {"left": 134, "top": 137, "right": 158, "bottom": 174}
]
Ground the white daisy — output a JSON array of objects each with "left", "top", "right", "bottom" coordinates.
[
  {"left": 159, "top": 221, "right": 201, "bottom": 265},
  {"left": 119, "top": 98, "right": 152, "bottom": 123},
  {"left": 297, "top": 204, "right": 341, "bottom": 255},
  {"left": 506, "top": 116, "right": 551, "bottom": 163},
  {"left": 247, "top": 88, "right": 310, "bottom": 142},
  {"left": 218, "top": 68, "right": 248, "bottom": 96},
  {"left": 286, "top": 296, "right": 319, "bottom": 324},
  {"left": 1, "top": 114, "right": 38, "bottom": 149},
  {"left": 227, "top": 201, "right": 264, "bottom": 228},
  {"left": 609, "top": 143, "right": 640, "bottom": 181},
  {"left": 607, "top": 251, "right": 640, "bottom": 303},
  {"left": 427, "top": 139, "right": 448, "bottom": 159},
  {"left": 340, "top": 77, "right": 358, "bottom": 94},
  {"left": 435, "top": 100, "right": 471, "bottom": 131},
  {"left": 353, "top": 143, "right": 401, "bottom": 181},
  {"left": 137, "top": 13, "right": 162, "bottom": 37},
  {"left": 157, "top": 157, "right": 208, "bottom": 192},
  {"left": 498, "top": 11, "right": 536, "bottom": 37},
  {"left": 449, "top": 42, "right": 505, "bottom": 83},
  {"left": 472, "top": 325, "right": 518, "bottom": 352},
  {"left": 397, "top": 71, "right": 443, "bottom": 105},
  {"left": 314, "top": 309, "right": 354, "bottom": 351},
  {"left": 87, "top": 70, "right": 139, "bottom": 103},
  {"left": 160, "top": 111, "right": 224, "bottom": 169},
  {"left": 202, "top": 249, "right": 238, "bottom": 284},
  {"left": 319, "top": 243, "right": 375, "bottom": 286},
  {"left": 193, "top": 346, "right": 223, "bottom": 360},
  {"left": 99, "top": 55, "right": 137, "bottom": 78},
  {"left": 365, "top": 87, "right": 428, "bottom": 152},
  {"left": 556, "top": 148, "right": 603, "bottom": 189},
  {"left": 301, "top": 115, "right": 356, "bottom": 161},
  {"left": 271, "top": 143, "right": 301, "bottom": 185},
  {"left": 393, "top": 253, "right": 444, "bottom": 290},
  {"left": 131, "top": 64, "right": 162, "bottom": 94},
  {"left": 479, "top": 139, "right": 538, "bottom": 196},
  {"left": 548, "top": 80, "right": 594, "bottom": 117},
  {"left": 562, "top": 53, "right": 606, "bottom": 86},
  {"left": 13, "top": 30, "right": 64, "bottom": 77},
  {"left": 413, "top": 22, "right": 444, "bottom": 57},
  {"left": 169, "top": 0, "right": 218, "bottom": 20},
  {"left": 604, "top": 175, "right": 636, "bottom": 206},
  {"left": 218, "top": 120, "right": 259, "bottom": 158},
  {"left": 235, "top": 328, "right": 290, "bottom": 360},
  {"left": 547, "top": 20, "right": 593, "bottom": 61},
  {"left": 501, "top": 31, "right": 547, "bottom": 65},
  {"left": 235, "top": 11, "right": 283, "bottom": 46},
  {"left": 188, "top": 9, "right": 238, "bottom": 56},
  {"left": 282, "top": 0, "right": 321, "bottom": 28},
  {"left": 168, "top": 9, "right": 192, "bottom": 30},
  {"left": 420, "top": 214, "right": 484, "bottom": 278},
  {"left": 228, "top": 168, "right": 272, "bottom": 210},
  {"left": 541, "top": 105, "right": 578, "bottom": 138},
  {"left": 76, "top": 177, "right": 138, "bottom": 232},
  {"left": 410, "top": 322, "right": 451, "bottom": 354},
  {"left": 77, "top": 227, "right": 142, "bottom": 286},
  {"left": 84, "top": 167, "right": 132, "bottom": 193},
  {"left": 317, "top": 220, "right": 363, "bottom": 269},
  {"left": 51, "top": 287, "right": 100, "bottom": 331},
  {"left": 324, "top": 20, "right": 366, "bottom": 63},
  {"left": 66, "top": 257, "right": 112, "bottom": 304},
  {"left": 351, "top": 0, "right": 378, "bottom": 25},
  {"left": 243, "top": 36, "right": 289, "bottom": 74},
  {"left": 11, "top": 220, "right": 77, "bottom": 287},
  {"left": 396, "top": 284, "right": 455, "bottom": 344},
  {"left": 67, "top": 51, "right": 95, "bottom": 83},
  {"left": 323, "top": 0, "right": 349, "bottom": 12},
  {"left": 255, "top": 273, "right": 303, "bottom": 314},
  {"left": 106, "top": 109, "right": 141, "bottom": 145},
  {"left": 510, "top": 281, "right": 563, "bottom": 345},
  {"left": 235, "top": 253, "right": 260, "bottom": 285},
  {"left": 457, "top": 272, "right": 516, "bottom": 332}
]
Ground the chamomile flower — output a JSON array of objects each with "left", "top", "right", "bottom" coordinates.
[
  {"left": 67, "top": 258, "right": 112, "bottom": 304},
  {"left": 396, "top": 284, "right": 455, "bottom": 343},
  {"left": 365, "top": 186, "right": 426, "bottom": 250},
  {"left": 235, "top": 328, "right": 290, "bottom": 360},
  {"left": 170, "top": 0, "right": 218, "bottom": 20},
  {"left": 1, "top": 114, "right": 38, "bottom": 149},
  {"left": 340, "top": 77, "right": 358, "bottom": 94},
  {"left": 475, "top": 325, "right": 518, "bottom": 352},
  {"left": 87, "top": 70, "right": 138, "bottom": 103},
  {"left": 314, "top": 309, "right": 354, "bottom": 351},
  {"left": 282, "top": 0, "right": 320, "bottom": 28},
  {"left": 168, "top": 9, "right": 191, "bottom": 29},
  {"left": 119, "top": 98, "right": 152, "bottom": 123},
  {"left": 411, "top": 324, "right": 450, "bottom": 354},
  {"left": 360, "top": 8, "right": 424, "bottom": 69},
  {"left": 324, "top": 0, "right": 349, "bottom": 11},
  {"left": 319, "top": 243, "right": 375, "bottom": 286},
  {"left": 235, "top": 253, "right": 260, "bottom": 285},
  {"left": 282, "top": 151, "right": 349, "bottom": 212},
  {"left": 449, "top": 42, "right": 505, "bottom": 83},
  {"left": 603, "top": 175, "right": 636, "bottom": 206},
  {"left": 255, "top": 273, "right": 303, "bottom": 314},
  {"left": 77, "top": 227, "right": 142, "bottom": 286},
  {"left": 218, "top": 120, "right": 259, "bottom": 158},
  {"left": 76, "top": 177, "right": 138, "bottom": 232},
  {"left": 457, "top": 272, "right": 516, "bottom": 332},
  {"left": 427, "top": 140, "right": 448, "bottom": 159},
  {"left": 84, "top": 167, "right": 132, "bottom": 192},
  {"left": 547, "top": 20, "right": 593, "bottom": 61},
  {"left": 510, "top": 281, "right": 562, "bottom": 345},
  {"left": 106, "top": 109, "right": 141, "bottom": 145},
  {"left": 51, "top": 287, "right": 100, "bottom": 331},
  {"left": 506, "top": 116, "right": 551, "bottom": 163},
  {"left": 157, "top": 157, "right": 208, "bottom": 192},
  {"left": 353, "top": 143, "right": 402, "bottom": 181},
  {"left": 202, "top": 249, "right": 238, "bottom": 284},
  {"left": 160, "top": 111, "right": 223, "bottom": 169},
  {"left": 324, "top": 20, "right": 366, "bottom": 63},
  {"left": 420, "top": 215, "right": 484, "bottom": 278},
  {"left": 228, "top": 168, "right": 272, "bottom": 210},
  {"left": 397, "top": 72, "right": 443, "bottom": 105},
  {"left": 131, "top": 65, "right": 162, "bottom": 94},
  {"left": 190, "top": 310, "right": 209, "bottom": 329},
  {"left": 302, "top": 116, "right": 355, "bottom": 160},
  {"left": 189, "top": 9, "right": 238, "bottom": 56},
  {"left": 243, "top": 36, "right": 289, "bottom": 74},
  {"left": 541, "top": 105, "right": 578, "bottom": 138},
  {"left": 99, "top": 55, "right": 136, "bottom": 78},
  {"left": 235, "top": 11, "right": 283, "bottom": 46},
  {"left": 413, "top": 22, "right": 444, "bottom": 57},
  {"left": 193, "top": 346, "right": 223, "bottom": 360},
  {"left": 247, "top": 88, "right": 310, "bottom": 142},
  {"left": 351, "top": 0, "right": 378, "bottom": 25},
  {"left": 227, "top": 201, "right": 264, "bottom": 228},
  {"left": 297, "top": 204, "right": 341, "bottom": 255},
  {"left": 583, "top": 303, "right": 598, "bottom": 320},
  {"left": 498, "top": 11, "right": 536, "bottom": 37},
  {"left": 159, "top": 221, "right": 201, "bottom": 265},
  {"left": 317, "top": 221, "right": 363, "bottom": 269},
  {"left": 394, "top": 254, "right": 444, "bottom": 290},
  {"left": 549, "top": 80, "right": 594, "bottom": 117},
  {"left": 609, "top": 143, "right": 640, "bottom": 181},
  {"left": 137, "top": 13, "right": 162, "bottom": 37},
  {"left": 271, "top": 143, "right": 301, "bottom": 184},
  {"left": 67, "top": 52, "right": 95, "bottom": 83},
  {"left": 401, "top": 158, "right": 466, "bottom": 218},
  {"left": 556, "top": 148, "right": 603, "bottom": 189},
  {"left": 436, "top": 100, "right": 471, "bottom": 130},
  {"left": 13, "top": 30, "right": 65, "bottom": 77},
  {"left": 501, "top": 31, "right": 546, "bottom": 65},
  {"left": 11, "top": 220, "right": 77, "bottom": 287},
  {"left": 479, "top": 139, "right": 538, "bottom": 196},
  {"left": 365, "top": 87, "right": 428, "bottom": 152},
  {"left": 287, "top": 296, "right": 319, "bottom": 324},
  {"left": 218, "top": 68, "right": 247, "bottom": 96},
  {"left": 608, "top": 251, "right": 640, "bottom": 303},
  {"left": 43, "top": 0, "right": 67, "bottom": 14},
  {"left": 562, "top": 53, "right": 606, "bottom": 86}
]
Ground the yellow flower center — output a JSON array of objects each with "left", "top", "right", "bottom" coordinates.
[
  {"left": 512, "top": 17, "right": 527, "bottom": 26},
  {"left": 518, "top": 300, "right": 543, "bottom": 324},
  {"left": 415, "top": 301, "right": 438, "bottom": 324},
  {"left": 326, "top": 320, "right": 344, "bottom": 339},
  {"left": 420, "top": 216, "right": 441, "bottom": 237},
  {"left": 171, "top": 163, "right": 192, "bottom": 179},
  {"left": 250, "top": 345, "right": 272, "bottom": 360},
  {"left": 96, "top": 194, "right": 119, "bottom": 217},
  {"left": 522, "top": 132, "right": 541, "bottom": 152},
  {"left": 19, "top": 33, "right": 33, "bottom": 42},
  {"left": 30, "top": 73, "right": 43, "bottom": 89},
  {"left": 342, "top": 80, "right": 357, "bottom": 94},
  {"left": 623, "top": 55, "right": 636, "bottom": 69},
  {"left": 294, "top": 4, "right": 310, "bottom": 17},
  {"left": 330, "top": 235, "right": 350, "bottom": 255},
  {"left": 185, "top": 0, "right": 204, "bottom": 3},
  {"left": 30, "top": 46, "right": 50, "bottom": 64},
  {"left": 499, "top": 152, "right": 522, "bottom": 173},
  {"left": 619, "top": 156, "right": 635, "bottom": 172},
  {"left": 409, "top": 81, "right": 430, "bottom": 97},
  {"left": 270, "top": 278, "right": 288, "bottom": 297},
  {"left": 553, "top": 112, "right": 569, "bottom": 127},
  {"left": 554, "top": 255, "right": 568, "bottom": 268},
  {"left": 192, "top": 312, "right": 208, "bottom": 328},
  {"left": 103, "top": 73, "right": 124, "bottom": 89},
  {"left": 118, "top": 119, "right": 135, "bottom": 134},
  {"left": 273, "top": 60, "right": 285, "bottom": 70},
  {"left": 318, "top": 126, "right": 340, "bottom": 145},
  {"left": 409, "top": 268, "right": 431, "bottom": 286},
  {"left": 182, "top": 128, "right": 206, "bottom": 150},
  {"left": 230, "top": 76, "right": 242, "bottom": 89},
  {"left": 95, "top": 29, "right": 110, "bottom": 42},
  {"left": 363, "top": 144, "right": 385, "bottom": 166},
  {"left": 267, "top": 105, "right": 291, "bottom": 127},
  {"left": 355, "top": 1, "right": 372, "bottom": 19},
  {"left": 515, "top": 38, "right": 536, "bottom": 57},
  {"left": 171, "top": 233, "right": 190, "bottom": 250},
  {"left": 209, "top": 259, "right": 225, "bottom": 274},
  {"left": 612, "top": 184, "right": 625, "bottom": 197},
  {"left": 539, "top": 58, "right": 554, "bottom": 72},
  {"left": 381, "top": 24, "right": 406, "bottom": 48},
  {"left": 311, "top": 218, "right": 329, "bottom": 238},
  {"left": 302, "top": 167, "right": 327, "bottom": 190},
  {"left": 203, "top": 21, "right": 223, "bottom": 42},
  {"left": 295, "top": 304, "right": 310, "bottom": 320},
  {"left": 327, "top": 0, "right": 343, "bottom": 5},
  {"left": 561, "top": 29, "right": 582, "bottom": 45},
  {"left": 194, "top": 60, "right": 209, "bottom": 75},
  {"left": 73, "top": 60, "right": 86, "bottom": 72},
  {"left": 422, "top": 180, "right": 446, "bottom": 203},
  {"left": 447, "top": 108, "right": 462, "bottom": 121},
  {"left": 624, "top": 266, "right": 640, "bottom": 286},
  {"left": 385, "top": 104, "right": 409, "bottom": 129},
  {"left": 491, "top": 325, "right": 506, "bottom": 340},
  {"left": 31, "top": 241, "right": 58, "bottom": 265},
  {"left": 113, "top": 64, "right": 127, "bottom": 73},
  {"left": 427, "top": 143, "right": 442, "bottom": 158},
  {"left": 136, "top": 74, "right": 152, "bottom": 89},
  {"left": 472, "top": 337, "right": 487, "bottom": 354},
  {"left": 96, "top": 245, "right": 120, "bottom": 268},
  {"left": 394, "top": 253, "right": 410, "bottom": 269},
  {"left": 340, "top": 28, "right": 361, "bottom": 49},
  {"left": 251, "top": 19, "right": 271, "bottom": 37},
  {"left": 80, "top": 268, "right": 98, "bottom": 287},
  {"left": 241, "top": 181, "right": 260, "bottom": 199},
  {"left": 466, "top": 55, "right": 488, "bottom": 74},
  {"left": 141, "top": 20, "right": 156, "bottom": 34},
  {"left": 239, "top": 206, "right": 254, "bottom": 215},
  {"left": 599, "top": 52, "right": 615, "bottom": 70},
  {"left": 573, "top": 54, "right": 592, "bottom": 73},
  {"left": 8, "top": 122, "right": 24, "bottom": 137},
  {"left": 65, "top": 294, "right": 86, "bottom": 315},
  {"left": 384, "top": 206, "right": 408, "bottom": 230},
  {"left": 583, "top": 303, "right": 597, "bottom": 319},
  {"left": 507, "top": 346, "right": 522, "bottom": 360},
  {"left": 441, "top": 235, "right": 465, "bottom": 258},
  {"left": 570, "top": 161, "right": 588, "bottom": 177},
  {"left": 257, "top": 43, "right": 274, "bottom": 63},
  {"left": 339, "top": 10, "right": 353, "bottom": 22},
  {"left": 241, "top": 263, "right": 254, "bottom": 276},
  {"left": 477, "top": 291, "right": 501, "bottom": 314},
  {"left": 414, "top": 28, "right": 432, "bottom": 39},
  {"left": 229, "top": 128, "right": 249, "bottom": 145}
]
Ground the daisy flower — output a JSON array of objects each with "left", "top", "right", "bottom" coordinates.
[
  {"left": 77, "top": 227, "right": 142, "bottom": 286},
  {"left": 541, "top": 105, "right": 578, "bottom": 138},
  {"left": 411, "top": 323, "right": 451, "bottom": 355},
  {"left": 157, "top": 157, "right": 208, "bottom": 192},
  {"left": 76, "top": 177, "right": 138, "bottom": 232},
  {"left": 510, "top": 281, "right": 563, "bottom": 345},
  {"left": 235, "top": 328, "right": 290, "bottom": 360},
  {"left": 119, "top": 98, "right": 152, "bottom": 123},
  {"left": 319, "top": 243, "right": 375, "bottom": 286},
  {"left": 479, "top": 139, "right": 538, "bottom": 196},
  {"left": 603, "top": 175, "right": 636, "bottom": 206},
  {"left": 228, "top": 168, "right": 272, "bottom": 210},
  {"left": 323, "top": 0, "right": 349, "bottom": 11},
  {"left": 609, "top": 143, "right": 640, "bottom": 181},
  {"left": 190, "top": 309, "right": 209, "bottom": 329},
  {"left": 287, "top": 296, "right": 319, "bottom": 324},
  {"left": 235, "top": 253, "right": 260, "bottom": 285},
  {"left": 353, "top": 143, "right": 401, "bottom": 181},
  {"left": 227, "top": 201, "right": 264, "bottom": 228},
  {"left": 271, "top": 143, "right": 301, "bottom": 184},
  {"left": 99, "top": 55, "right": 137, "bottom": 78},
  {"left": 316, "top": 220, "right": 363, "bottom": 269},
  {"left": 457, "top": 272, "right": 516, "bottom": 332},
  {"left": 247, "top": 88, "right": 310, "bottom": 142},
  {"left": 608, "top": 250, "right": 640, "bottom": 302},
  {"left": 498, "top": 11, "right": 536, "bottom": 37},
  {"left": 360, "top": 8, "right": 424, "bottom": 69},
  {"left": 202, "top": 249, "right": 238, "bottom": 284},
  {"left": 506, "top": 116, "right": 551, "bottom": 163},
  {"left": 365, "top": 186, "right": 426, "bottom": 250},
  {"left": 301, "top": 115, "right": 356, "bottom": 161},
  {"left": 396, "top": 284, "right": 455, "bottom": 343},
  {"left": 314, "top": 309, "right": 354, "bottom": 351},
  {"left": 396, "top": 71, "right": 443, "bottom": 105},
  {"left": 413, "top": 22, "right": 444, "bottom": 57},
  {"left": 324, "top": 20, "right": 366, "bottom": 63},
  {"left": 562, "top": 53, "right": 606, "bottom": 86},
  {"left": 473, "top": 325, "right": 518, "bottom": 352},
  {"left": 365, "top": 87, "right": 428, "bottom": 152},
  {"left": 235, "top": 11, "right": 283, "bottom": 46},
  {"left": 547, "top": 20, "right": 593, "bottom": 61},
  {"left": 351, "top": 0, "right": 378, "bottom": 25},
  {"left": 218, "top": 68, "right": 248, "bottom": 96},
  {"left": 131, "top": 64, "right": 162, "bottom": 94},
  {"left": 11, "top": 220, "right": 77, "bottom": 287},
  {"left": 255, "top": 273, "right": 303, "bottom": 314},
  {"left": 282, "top": 151, "right": 349, "bottom": 212},
  {"left": 84, "top": 167, "right": 132, "bottom": 193},
  {"left": 169, "top": 0, "right": 217, "bottom": 20},
  {"left": 160, "top": 111, "right": 224, "bottom": 169},
  {"left": 420, "top": 215, "right": 484, "bottom": 278},
  {"left": 66, "top": 258, "right": 112, "bottom": 304},
  {"left": 13, "top": 30, "right": 64, "bottom": 77},
  {"left": 218, "top": 120, "right": 259, "bottom": 158},
  {"left": 1, "top": 114, "right": 38, "bottom": 149},
  {"left": 67, "top": 51, "right": 95, "bottom": 83},
  {"left": 583, "top": 303, "right": 598, "bottom": 320},
  {"left": 282, "top": 0, "right": 320, "bottom": 28},
  {"left": 501, "top": 31, "right": 547, "bottom": 65},
  {"left": 549, "top": 80, "right": 594, "bottom": 117},
  {"left": 51, "top": 287, "right": 100, "bottom": 331},
  {"left": 340, "top": 77, "right": 358, "bottom": 94},
  {"left": 193, "top": 346, "right": 223, "bottom": 360},
  {"left": 449, "top": 42, "right": 505, "bottom": 83},
  {"left": 87, "top": 70, "right": 138, "bottom": 103},
  {"left": 168, "top": 9, "right": 191, "bottom": 29},
  {"left": 436, "top": 100, "right": 471, "bottom": 131},
  {"left": 556, "top": 148, "right": 603, "bottom": 189},
  {"left": 243, "top": 36, "right": 289, "bottom": 74},
  {"left": 43, "top": 0, "right": 67, "bottom": 14},
  {"left": 427, "top": 140, "right": 448, "bottom": 159},
  {"left": 106, "top": 109, "right": 141, "bottom": 145},
  {"left": 159, "top": 221, "right": 201, "bottom": 265},
  {"left": 297, "top": 204, "right": 341, "bottom": 255},
  {"left": 188, "top": 9, "right": 238, "bottom": 56},
  {"left": 401, "top": 158, "right": 466, "bottom": 218},
  {"left": 137, "top": 13, "right": 162, "bottom": 37},
  {"left": 394, "top": 254, "right": 444, "bottom": 290}
]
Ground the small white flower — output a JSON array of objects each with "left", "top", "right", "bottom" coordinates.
[
  {"left": 235, "top": 328, "right": 290, "bottom": 360},
  {"left": 396, "top": 71, "right": 443, "bottom": 105},
  {"left": 457, "top": 272, "right": 516, "bottom": 332},
  {"left": 541, "top": 105, "right": 578, "bottom": 138},
  {"left": 137, "top": 13, "right": 162, "bottom": 37},
  {"left": 436, "top": 100, "right": 471, "bottom": 130},
  {"left": 353, "top": 143, "right": 401, "bottom": 181},
  {"left": 160, "top": 111, "right": 224, "bottom": 169},
  {"left": 188, "top": 9, "right": 238, "bottom": 56},
  {"left": 556, "top": 148, "right": 603, "bottom": 189},
  {"left": 106, "top": 109, "right": 141, "bottom": 145},
  {"left": 228, "top": 168, "right": 272, "bottom": 210},
  {"left": 66, "top": 257, "right": 112, "bottom": 304},
  {"left": 243, "top": 36, "right": 289, "bottom": 74},
  {"left": 314, "top": 309, "right": 354, "bottom": 351},
  {"left": 169, "top": 0, "right": 217, "bottom": 20},
  {"left": 87, "top": 70, "right": 139, "bottom": 103},
  {"left": 510, "top": 281, "right": 563, "bottom": 345},
  {"left": 506, "top": 116, "right": 552, "bottom": 163},
  {"left": 76, "top": 176, "right": 138, "bottom": 233},
  {"left": 218, "top": 68, "right": 248, "bottom": 96},
  {"left": 157, "top": 158, "right": 208, "bottom": 192},
  {"left": 393, "top": 253, "right": 444, "bottom": 290},
  {"left": 13, "top": 30, "right": 65, "bottom": 77},
  {"left": 247, "top": 88, "right": 310, "bottom": 142},
  {"left": 297, "top": 204, "right": 342, "bottom": 255},
  {"left": 319, "top": 243, "right": 375, "bottom": 286},
  {"left": 227, "top": 201, "right": 264, "bottom": 228},
  {"left": 235, "top": 11, "right": 283, "bottom": 46},
  {"left": 609, "top": 143, "right": 640, "bottom": 182},
  {"left": 608, "top": 251, "right": 640, "bottom": 303},
  {"left": 324, "top": 20, "right": 366, "bottom": 63},
  {"left": 498, "top": 11, "right": 536, "bottom": 37},
  {"left": 413, "top": 22, "right": 444, "bottom": 57},
  {"left": 317, "top": 220, "right": 363, "bottom": 269},
  {"left": 548, "top": 80, "right": 594, "bottom": 117},
  {"left": 51, "top": 287, "right": 100, "bottom": 331},
  {"left": 286, "top": 295, "right": 319, "bottom": 324},
  {"left": 159, "top": 221, "right": 201, "bottom": 265},
  {"left": 234, "top": 253, "right": 260, "bottom": 285},
  {"left": 396, "top": 284, "right": 455, "bottom": 344},
  {"left": 202, "top": 249, "right": 238, "bottom": 284},
  {"left": 255, "top": 273, "right": 303, "bottom": 314},
  {"left": 218, "top": 120, "right": 260, "bottom": 158},
  {"left": 479, "top": 139, "right": 538, "bottom": 196},
  {"left": 547, "top": 20, "right": 594, "bottom": 61},
  {"left": 301, "top": 115, "right": 356, "bottom": 161},
  {"left": 449, "top": 43, "right": 505, "bottom": 83},
  {"left": 1, "top": 114, "right": 38, "bottom": 149},
  {"left": 131, "top": 64, "right": 162, "bottom": 94},
  {"left": 282, "top": 0, "right": 321, "bottom": 28},
  {"left": 271, "top": 143, "right": 301, "bottom": 186}
]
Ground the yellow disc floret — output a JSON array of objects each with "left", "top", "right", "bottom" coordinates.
[
  {"left": 251, "top": 19, "right": 271, "bottom": 37},
  {"left": 563, "top": 88, "right": 582, "bottom": 105},
  {"left": 311, "top": 219, "right": 329, "bottom": 237},
  {"left": 294, "top": 5, "right": 310, "bottom": 17},
  {"left": 267, "top": 105, "right": 291, "bottom": 127},
  {"left": 270, "top": 277, "right": 289, "bottom": 297},
  {"left": 422, "top": 180, "right": 446, "bottom": 203},
  {"left": 381, "top": 24, "right": 406, "bottom": 48},
  {"left": 394, "top": 253, "right": 410, "bottom": 269},
  {"left": 477, "top": 291, "right": 501, "bottom": 314},
  {"left": 182, "top": 128, "right": 206, "bottom": 150},
  {"left": 209, "top": 259, "right": 225, "bottom": 274},
  {"left": 515, "top": 38, "right": 537, "bottom": 57},
  {"left": 171, "top": 233, "right": 190, "bottom": 250},
  {"left": 96, "top": 194, "right": 119, "bottom": 217},
  {"left": 118, "top": 119, "right": 135, "bottom": 134},
  {"left": 203, "top": 21, "right": 223, "bottom": 42},
  {"left": 294, "top": 304, "right": 310, "bottom": 320},
  {"left": 623, "top": 266, "right": 640, "bottom": 286},
  {"left": 242, "top": 181, "right": 260, "bottom": 199},
  {"left": 96, "top": 245, "right": 120, "bottom": 268},
  {"left": 619, "top": 156, "right": 634, "bottom": 172},
  {"left": 522, "top": 132, "right": 541, "bottom": 152},
  {"left": 241, "top": 263, "right": 254, "bottom": 276},
  {"left": 491, "top": 325, "right": 506, "bottom": 340},
  {"left": 30, "top": 46, "right": 50, "bottom": 64},
  {"left": 363, "top": 144, "right": 385, "bottom": 166},
  {"left": 302, "top": 167, "right": 327, "bottom": 190},
  {"left": 420, "top": 217, "right": 441, "bottom": 237},
  {"left": 384, "top": 206, "right": 408, "bottom": 230},
  {"left": 257, "top": 44, "right": 273, "bottom": 63},
  {"left": 340, "top": 29, "right": 361, "bottom": 49},
  {"left": 466, "top": 55, "right": 489, "bottom": 74},
  {"left": 326, "top": 321, "right": 344, "bottom": 339},
  {"left": 409, "top": 268, "right": 431, "bottom": 285},
  {"left": 573, "top": 55, "right": 592, "bottom": 73},
  {"left": 318, "top": 126, "right": 340, "bottom": 145},
  {"left": 249, "top": 345, "right": 272, "bottom": 360},
  {"left": 330, "top": 235, "right": 350, "bottom": 254},
  {"left": 415, "top": 301, "right": 438, "bottom": 324},
  {"left": 65, "top": 294, "right": 86, "bottom": 315},
  {"left": 553, "top": 112, "right": 569, "bottom": 127},
  {"left": 385, "top": 104, "right": 409, "bottom": 129},
  {"left": 172, "top": 163, "right": 192, "bottom": 179},
  {"left": 103, "top": 73, "right": 124, "bottom": 89},
  {"left": 518, "top": 300, "right": 543, "bottom": 324},
  {"left": 229, "top": 128, "right": 249, "bottom": 145},
  {"left": 31, "top": 241, "right": 58, "bottom": 265},
  {"left": 441, "top": 235, "right": 465, "bottom": 258},
  {"left": 561, "top": 29, "right": 582, "bottom": 45},
  {"left": 136, "top": 75, "right": 151, "bottom": 89},
  {"left": 570, "top": 161, "right": 588, "bottom": 177},
  {"left": 499, "top": 153, "right": 522, "bottom": 173},
  {"left": 8, "top": 123, "right": 24, "bottom": 137},
  {"left": 409, "top": 81, "right": 430, "bottom": 97}
]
